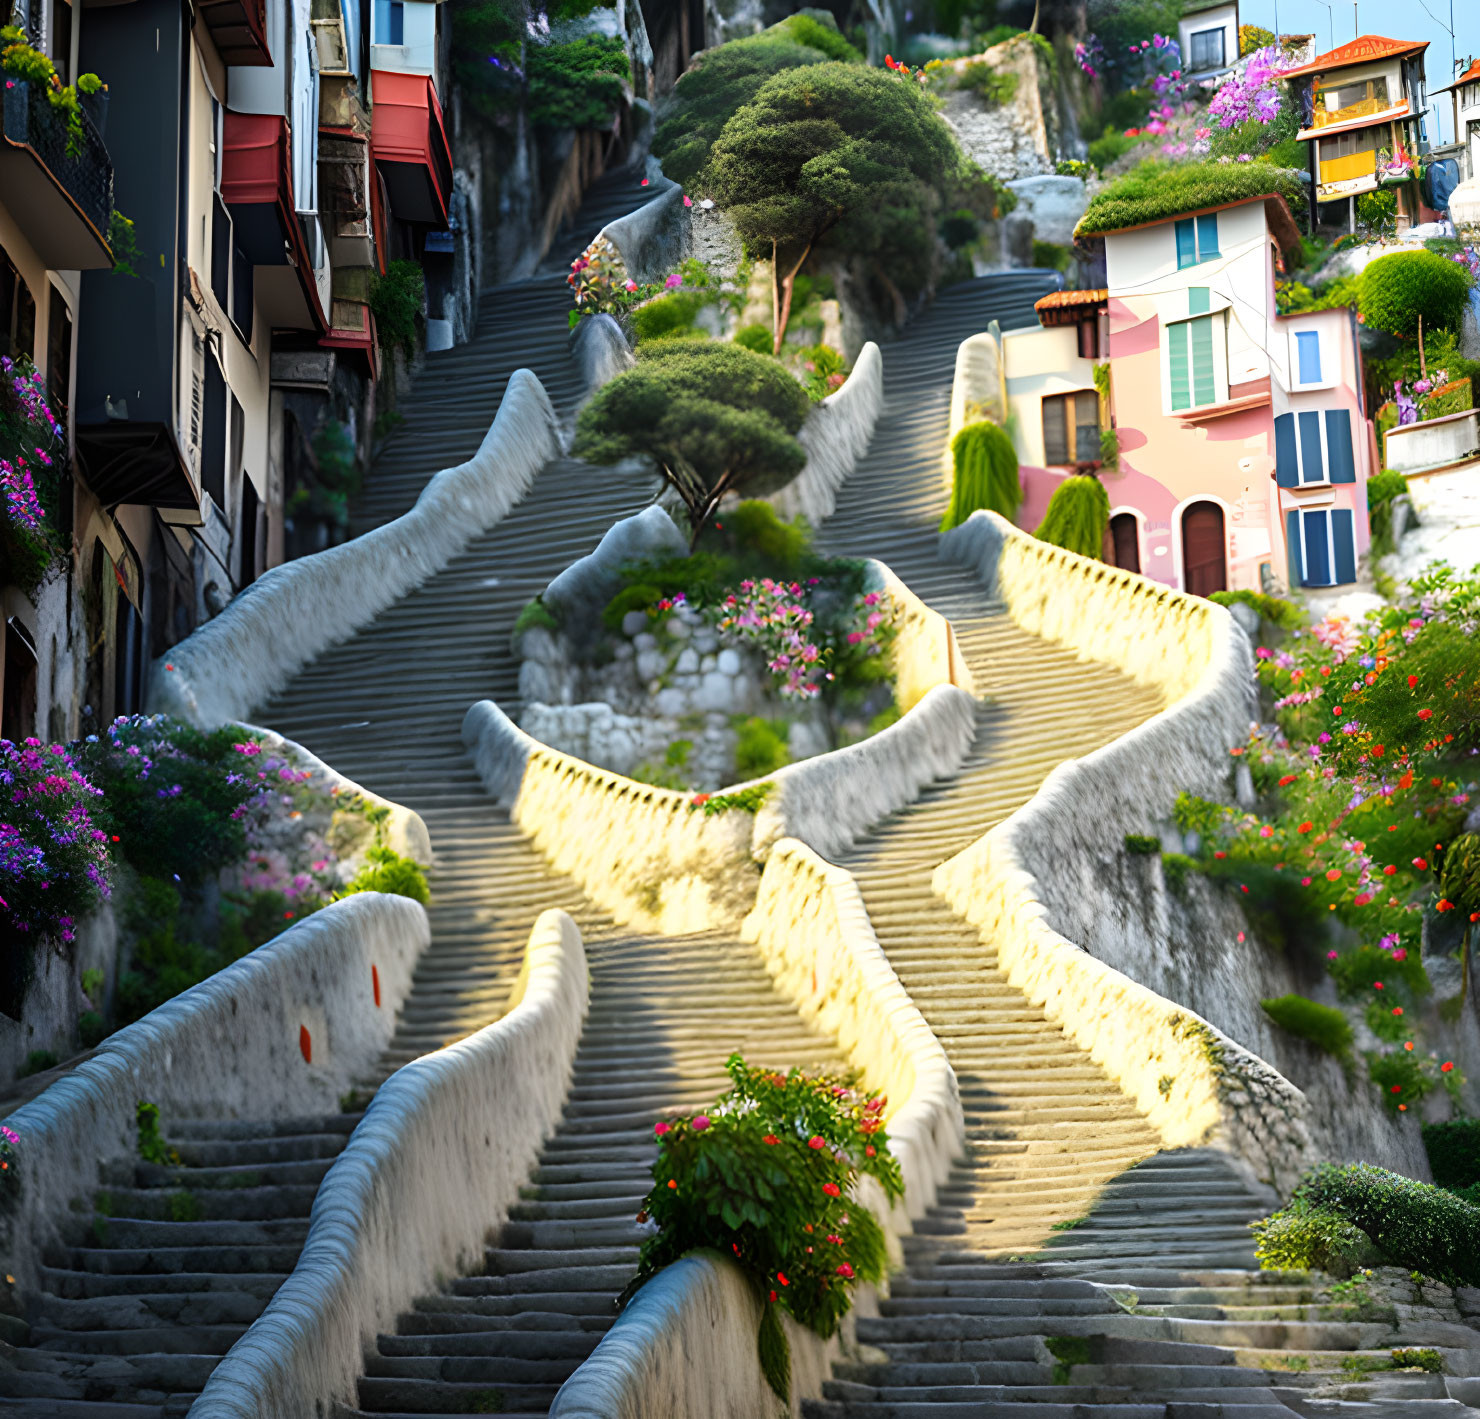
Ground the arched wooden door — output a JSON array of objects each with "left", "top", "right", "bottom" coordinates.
[
  {"left": 1181, "top": 501, "right": 1227, "bottom": 597},
  {"left": 1108, "top": 513, "right": 1141, "bottom": 573}
]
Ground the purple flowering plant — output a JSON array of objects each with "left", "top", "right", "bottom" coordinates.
[{"left": 0, "top": 356, "right": 65, "bottom": 596}]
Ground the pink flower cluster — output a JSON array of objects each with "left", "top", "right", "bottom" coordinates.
[
  {"left": 1208, "top": 45, "right": 1293, "bottom": 130},
  {"left": 720, "top": 578, "right": 826, "bottom": 698}
]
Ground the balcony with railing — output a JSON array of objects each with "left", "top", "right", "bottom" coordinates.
[{"left": 0, "top": 78, "right": 113, "bottom": 268}]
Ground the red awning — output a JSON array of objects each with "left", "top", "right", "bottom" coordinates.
[
  {"left": 370, "top": 70, "right": 453, "bottom": 225},
  {"left": 222, "top": 111, "right": 328, "bottom": 334}
]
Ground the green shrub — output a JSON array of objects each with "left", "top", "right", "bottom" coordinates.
[
  {"left": 514, "top": 598, "right": 559, "bottom": 635},
  {"left": 1034, "top": 475, "right": 1109, "bottom": 559},
  {"left": 622, "top": 1055, "right": 902, "bottom": 1401},
  {"left": 629, "top": 290, "right": 711, "bottom": 342},
  {"left": 1031, "top": 239, "right": 1072, "bottom": 273},
  {"left": 1076, "top": 159, "right": 1310, "bottom": 238},
  {"left": 734, "top": 322, "right": 773, "bottom": 354},
  {"left": 527, "top": 35, "right": 630, "bottom": 130},
  {"left": 1364, "top": 999, "right": 1413, "bottom": 1044},
  {"left": 1368, "top": 1049, "right": 1435, "bottom": 1114},
  {"left": 1366, "top": 468, "right": 1409, "bottom": 558},
  {"left": 941, "top": 420, "right": 1021, "bottom": 531},
  {"left": 1261, "top": 995, "right": 1353, "bottom": 1058},
  {"left": 1056, "top": 159, "right": 1093, "bottom": 179},
  {"left": 136, "top": 1100, "right": 171, "bottom": 1165},
  {"left": 1251, "top": 1196, "right": 1381, "bottom": 1276},
  {"left": 1209, "top": 588, "right": 1304, "bottom": 631},
  {"left": 1161, "top": 852, "right": 1196, "bottom": 894},
  {"left": 369, "top": 260, "right": 424, "bottom": 358},
  {"left": 1124, "top": 834, "right": 1159, "bottom": 855},
  {"left": 771, "top": 11, "right": 862, "bottom": 62},
  {"left": 1328, "top": 944, "right": 1430, "bottom": 1002},
  {"left": 1360, "top": 250, "right": 1473, "bottom": 340},
  {"left": 734, "top": 717, "right": 791, "bottom": 778},
  {"left": 602, "top": 582, "right": 663, "bottom": 631},
  {"left": 1357, "top": 188, "right": 1397, "bottom": 228},
  {"left": 939, "top": 208, "right": 980, "bottom": 249},
  {"left": 1423, "top": 1119, "right": 1480, "bottom": 1189},
  {"left": 1087, "top": 125, "right": 1138, "bottom": 174},
  {"left": 1297, "top": 1162, "right": 1480, "bottom": 1285},
  {"left": 958, "top": 61, "right": 1019, "bottom": 105},
  {"left": 340, "top": 846, "right": 430, "bottom": 907},
  {"left": 1240, "top": 22, "right": 1276, "bottom": 55},
  {"left": 725, "top": 500, "right": 810, "bottom": 568}
]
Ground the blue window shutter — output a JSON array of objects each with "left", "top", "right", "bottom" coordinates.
[
  {"left": 1176, "top": 219, "right": 1197, "bottom": 269},
  {"left": 1296, "top": 330, "right": 1322, "bottom": 384},
  {"left": 1303, "top": 510, "right": 1331, "bottom": 584},
  {"left": 1191, "top": 316, "right": 1216, "bottom": 407},
  {"left": 1298, "top": 410, "right": 1325, "bottom": 483},
  {"left": 1169, "top": 322, "right": 1191, "bottom": 410},
  {"left": 1188, "top": 286, "right": 1211, "bottom": 315},
  {"left": 1286, "top": 509, "right": 1303, "bottom": 586},
  {"left": 1326, "top": 408, "right": 1355, "bottom": 482},
  {"left": 1331, "top": 508, "right": 1357, "bottom": 583},
  {"left": 1196, "top": 212, "right": 1220, "bottom": 260},
  {"left": 1275, "top": 413, "right": 1299, "bottom": 487}
]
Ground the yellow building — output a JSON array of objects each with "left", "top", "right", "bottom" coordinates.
[{"left": 1284, "top": 33, "right": 1430, "bottom": 227}]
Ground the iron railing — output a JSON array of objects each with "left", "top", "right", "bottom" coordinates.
[{"left": 2, "top": 79, "right": 114, "bottom": 246}]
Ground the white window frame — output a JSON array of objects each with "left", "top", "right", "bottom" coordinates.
[
  {"left": 1162, "top": 309, "right": 1230, "bottom": 415},
  {"left": 1189, "top": 25, "right": 1226, "bottom": 71},
  {"left": 1288, "top": 326, "right": 1335, "bottom": 391}
]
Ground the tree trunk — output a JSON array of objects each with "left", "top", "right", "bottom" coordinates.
[
  {"left": 773, "top": 244, "right": 815, "bottom": 354},
  {"left": 771, "top": 239, "right": 781, "bottom": 354},
  {"left": 1028, "top": 0, "right": 1041, "bottom": 34}
]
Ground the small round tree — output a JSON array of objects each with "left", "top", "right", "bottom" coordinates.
[
  {"left": 572, "top": 343, "right": 811, "bottom": 547},
  {"left": 1360, "top": 250, "right": 1473, "bottom": 340},
  {"left": 1034, "top": 474, "right": 1110, "bottom": 559},
  {"left": 702, "top": 63, "right": 960, "bottom": 351},
  {"left": 941, "top": 420, "right": 1022, "bottom": 531}
]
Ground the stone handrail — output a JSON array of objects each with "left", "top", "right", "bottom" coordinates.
[
  {"left": 549, "top": 1252, "right": 852, "bottom": 1419},
  {"left": 598, "top": 158, "right": 686, "bottom": 283},
  {"left": 189, "top": 910, "right": 589, "bottom": 1419},
  {"left": 741, "top": 838, "right": 963, "bottom": 1236},
  {"left": 932, "top": 512, "right": 1317, "bottom": 1194},
  {"left": 771, "top": 343, "right": 885, "bottom": 527},
  {"left": 243, "top": 724, "right": 433, "bottom": 868},
  {"left": 148, "top": 370, "right": 561, "bottom": 728},
  {"left": 2, "top": 895, "right": 429, "bottom": 1292},
  {"left": 946, "top": 330, "right": 1006, "bottom": 469}
]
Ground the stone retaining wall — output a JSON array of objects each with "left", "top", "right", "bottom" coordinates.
[
  {"left": 147, "top": 371, "right": 560, "bottom": 728},
  {"left": 190, "top": 910, "right": 588, "bottom": 1419},
  {"left": 1, "top": 895, "right": 429, "bottom": 1291},
  {"left": 933, "top": 512, "right": 1317, "bottom": 1195}
]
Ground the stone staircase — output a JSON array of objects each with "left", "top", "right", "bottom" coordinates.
[
  {"left": 0, "top": 171, "right": 662, "bottom": 1419},
  {"left": 803, "top": 275, "right": 1480, "bottom": 1416},
  {"left": 344, "top": 930, "right": 839, "bottom": 1418}
]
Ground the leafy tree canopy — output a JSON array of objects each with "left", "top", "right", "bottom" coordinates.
[
  {"left": 572, "top": 343, "right": 811, "bottom": 546},
  {"left": 701, "top": 63, "right": 960, "bottom": 345},
  {"left": 1360, "top": 250, "right": 1474, "bottom": 340},
  {"left": 527, "top": 36, "right": 631, "bottom": 130},
  {"left": 652, "top": 11, "right": 860, "bottom": 187}
]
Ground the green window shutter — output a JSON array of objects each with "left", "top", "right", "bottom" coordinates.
[
  {"left": 1169, "top": 321, "right": 1191, "bottom": 410},
  {"left": 1190, "top": 315, "right": 1216, "bottom": 407},
  {"left": 1188, "top": 286, "right": 1211, "bottom": 315}
]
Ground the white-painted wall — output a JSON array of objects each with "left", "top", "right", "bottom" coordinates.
[
  {"left": 1178, "top": 1, "right": 1237, "bottom": 76},
  {"left": 371, "top": 0, "right": 437, "bottom": 76},
  {"left": 1002, "top": 324, "right": 1098, "bottom": 467}
]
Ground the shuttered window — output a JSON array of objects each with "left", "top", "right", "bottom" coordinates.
[
  {"left": 1168, "top": 315, "right": 1218, "bottom": 411},
  {"left": 1174, "top": 213, "right": 1220, "bottom": 268},
  {"left": 1291, "top": 508, "right": 1358, "bottom": 586},
  {"left": 1042, "top": 391, "right": 1100, "bottom": 465},
  {"left": 1274, "top": 409, "right": 1357, "bottom": 486}
]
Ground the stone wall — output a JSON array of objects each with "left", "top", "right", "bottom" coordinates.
[
  {"left": 934, "top": 511, "right": 1319, "bottom": 1197},
  {"left": 190, "top": 911, "right": 588, "bottom": 1419},
  {"left": 1, "top": 895, "right": 429, "bottom": 1292}
]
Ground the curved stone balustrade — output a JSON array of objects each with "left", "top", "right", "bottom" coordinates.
[
  {"left": 3, "top": 895, "right": 428, "bottom": 1293},
  {"left": 933, "top": 511, "right": 1317, "bottom": 1194},
  {"left": 190, "top": 910, "right": 589, "bottom": 1419},
  {"left": 147, "top": 370, "right": 561, "bottom": 729}
]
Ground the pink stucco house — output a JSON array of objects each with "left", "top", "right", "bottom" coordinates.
[{"left": 997, "top": 191, "right": 1374, "bottom": 596}]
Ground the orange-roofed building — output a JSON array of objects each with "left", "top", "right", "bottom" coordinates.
[
  {"left": 1283, "top": 34, "right": 1431, "bottom": 227},
  {"left": 1433, "top": 57, "right": 1480, "bottom": 184}
]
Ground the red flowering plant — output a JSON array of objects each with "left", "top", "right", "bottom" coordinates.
[
  {"left": 1176, "top": 566, "right": 1479, "bottom": 1113},
  {"left": 623, "top": 1053, "right": 903, "bottom": 1401}
]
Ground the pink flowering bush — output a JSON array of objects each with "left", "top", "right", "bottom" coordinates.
[
  {"left": 1207, "top": 45, "right": 1292, "bottom": 129},
  {"left": 0, "top": 356, "right": 64, "bottom": 596},
  {"left": 625, "top": 1055, "right": 903, "bottom": 1401}
]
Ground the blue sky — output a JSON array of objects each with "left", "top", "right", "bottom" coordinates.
[{"left": 1235, "top": 0, "right": 1480, "bottom": 143}]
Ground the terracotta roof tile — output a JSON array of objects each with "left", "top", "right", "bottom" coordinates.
[
  {"left": 1282, "top": 33, "right": 1428, "bottom": 81},
  {"left": 1034, "top": 289, "right": 1109, "bottom": 309}
]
